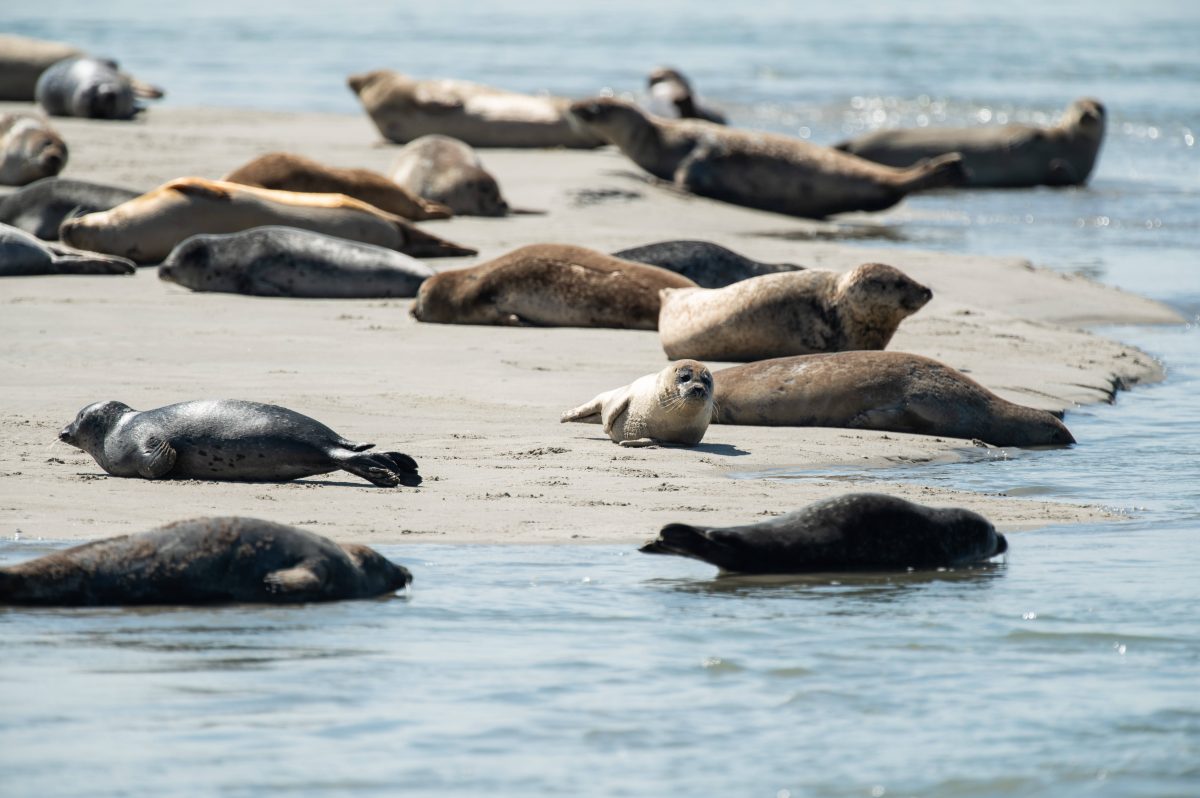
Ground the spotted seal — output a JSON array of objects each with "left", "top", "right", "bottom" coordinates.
[{"left": 612, "top": 240, "right": 803, "bottom": 288}]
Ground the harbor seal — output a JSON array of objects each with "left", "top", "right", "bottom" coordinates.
[
  {"left": 612, "top": 240, "right": 803, "bottom": 288},
  {"left": 0, "top": 177, "right": 139, "bottom": 239},
  {"left": 658, "top": 263, "right": 932, "bottom": 361},
  {"left": 1, "top": 223, "right": 134, "bottom": 276},
  {"left": 560, "top": 360, "right": 714, "bottom": 447},
  {"left": 59, "top": 177, "right": 475, "bottom": 264},
  {"left": 0, "top": 517, "right": 412, "bottom": 606},
  {"left": 388, "top": 135, "right": 510, "bottom": 217},
  {"left": 348, "top": 69, "right": 605, "bottom": 148},
  {"left": 646, "top": 67, "right": 726, "bottom": 124},
  {"left": 59, "top": 399, "right": 422, "bottom": 487},
  {"left": 712, "top": 351, "right": 1075, "bottom": 447},
  {"left": 222, "top": 152, "right": 452, "bottom": 220},
  {"left": 835, "top": 98, "right": 1106, "bottom": 188},
  {"left": 159, "top": 226, "right": 434, "bottom": 298},
  {"left": 640, "top": 493, "right": 1007, "bottom": 574},
  {"left": 568, "top": 97, "right": 965, "bottom": 218},
  {"left": 35, "top": 57, "right": 144, "bottom": 120},
  {"left": 0, "top": 113, "right": 67, "bottom": 186},
  {"left": 412, "top": 243, "right": 696, "bottom": 329},
  {"left": 0, "top": 34, "right": 163, "bottom": 102}
]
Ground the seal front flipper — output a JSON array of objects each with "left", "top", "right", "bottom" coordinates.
[
  {"left": 264, "top": 564, "right": 323, "bottom": 597},
  {"left": 135, "top": 436, "right": 177, "bottom": 479},
  {"left": 618, "top": 437, "right": 658, "bottom": 448}
]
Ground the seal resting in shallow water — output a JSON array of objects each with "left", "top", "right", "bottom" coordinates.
[
  {"left": 640, "top": 493, "right": 1007, "bottom": 574},
  {"left": 612, "top": 240, "right": 802, "bottom": 289},
  {"left": 59, "top": 399, "right": 422, "bottom": 487},
  {"left": 0, "top": 517, "right": 412, "bottom": 606},
  {"left": 0, "top": 113, "right": 67, "bottom": 186}
]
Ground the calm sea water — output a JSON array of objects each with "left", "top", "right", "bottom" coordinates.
[{"left": 2, "top": 2, "right": 1198, "bottom": 796}]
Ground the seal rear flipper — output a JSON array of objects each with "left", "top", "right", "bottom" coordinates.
[
  {"left": 340, "top": 451, "right": 421, "bottom": 487},
  {"left": 396, "top": 223, "right": 477, "bottom": 258},
  {"left": 46, "top": 254, "right": 136, "bottom": 275},
  {"left": 136, "top": 436, "right": 177, "bottom": 479},
  {"left": 263, "top": 565, "right": 323, "bottom": 597},
  {"left": 560, "top": 397, "right": 604, "bottom": 424}
]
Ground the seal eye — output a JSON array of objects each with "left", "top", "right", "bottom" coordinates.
[{"left": 677, "top": 369, "right": 692, "bottom": 381}]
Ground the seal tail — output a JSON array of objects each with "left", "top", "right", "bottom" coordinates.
[
  {"left": 560, "top": 398, "right": 603, "bottom": 424},
  {"left": 340, "top": 451, "right": 422, "bottom": 488},
  {"left": 48, "top": 254, "right": 137, "bottom": 275},
  {"left": 397, "top": 223, "right": 477, "bottom": 258},
  {"left": 640, "top": 522, "right": 728, "bottom": 565},
  {"left": 895, "top": 152, "right": 967, "bottom": 194}
]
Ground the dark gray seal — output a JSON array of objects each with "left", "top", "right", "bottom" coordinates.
[
  {"left": 35, "top": 57, "right": 140, "bottom": 119},
  {"left": 612, "top": 240, "right": 803, "bottom": 288},
  {"left": 646, "top": 67, "right": 726, "bottom": 124},
  {"left": 0, "top": 517, "right": 412, "bottom": 606},
  {"left": 159, "top": 226, "right": 435, "bottom": 298},
  {"left": 640, "top": 493, "right": 1007, "bottom": 574},
  {"left": 59, "top": 399, "right": 422, "bottom": 487},
  {"left": 0, "top": 223, "right": 134, "bottom": 276},
  {"left": 0, "top": 177, "right": 139, "bottom": 240}
]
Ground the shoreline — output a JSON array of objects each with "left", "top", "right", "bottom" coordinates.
[{"left": 0, "top": 103, "right": 1184, "bottom": 544}]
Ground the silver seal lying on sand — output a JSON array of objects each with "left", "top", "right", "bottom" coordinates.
[
  {"left": 0, "top": 34, "right": 163, "bottom": 103},
  {"left": 35, "top": 57, "right": 155, "bottom": 120},
  {"left": 835, "top": 98, "right": 1106, "bottom": 188},
  {"left": 560, "top": 361, "right": 714, "bottom": 447},
  {"left": 348, "top": 69, "right": 604, "bottom": 149},
  {"left": 0, "top": 517, "right": 412, "bottom": 606},
  {"left": 0, "top": 113, "right": 67, "bottom": 186},
  {"left": 658, "top": 263, "right": 931, "bottom": 361},
  {"left": 412, "top": 243, "right": 696, "bottom": 329},
  {"left": 712, "top": 351, "right": 1075, "bottom": 447},
  {"left": 389, "top": 135, "right": 511, "bottom": 217},
  {"left": 0, "top": 223, "right": 134, "bottom": 276},
  {"left": 59, "top": 399, "right": 422, "bottom": 487},
  {"left": 0, "top": 177, "right": 139, "bottom": 239},
  {"left": 612, "top": 240, "right": 802, "bottom": 288},
  {"left": 640, "top": 493, "right": 1007, "bottom": 574},
  {"left": 568, "top": 97, "right": 964, "bottom": 218},
  {"left": 646, "top": 67, "right": 726, "bottom": 124},
  {"left": 59, "top": 177, "right": 475, "bottom": 264},
  {"left": 159, "top": 226, "right": 435, "bottom": 298}
]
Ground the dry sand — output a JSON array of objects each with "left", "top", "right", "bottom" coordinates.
[{"left": 0, "top": 103, "right": 1184, "bottom": 544}]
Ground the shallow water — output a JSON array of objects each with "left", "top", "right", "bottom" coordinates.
[{"left": 3, "top": 1, "right": 1200, "bottom": 795}]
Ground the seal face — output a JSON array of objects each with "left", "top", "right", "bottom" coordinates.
[
  {"left": 560, "top": 360, "right": 715, "bottom": 447},
  {"left": 658, "top": 263, "right": 932, "bottom": 361},
  {"left": 412, "top": 243, "right": 697, "bottom": 329},
  {"left": 389, "top": 135, "right": 510, "bottom": 217},
  {"left": 646, "top": 67, "right": 726, "bottom": 124},
  {"left": 835, "top": 97, "right": 1106, "bottom": 188},
  {"left": 640, "top": 493, "right": 1007, "bottom": 574},
  {"left": 0, "top": 223, "right": 134, "bottom": 276},
  {"left": 58, "top": 399, "right": 422, "bottom": 487},
  {"left": 612, "top": 240, "right": 803, "bottom": 289},
  {"left": 158, "top": 226, "right": 434, "bottom": 298},
  {"left": 0, "top": 517, "right": 412, "bottom": 606},
  {"left": 711, "top": 350, "right": 1075, "bottom": 447},
  {"left": 0, "top": 176, "right": 139, "bottom": 239},
  {"left": 568, "top": 97, "right": 965, "bottom": 218},
  {"left": 35, "top": 57, "right": 139, "bottom": 119},
  {"left": 0, "top": 113, "right": 67, "bottom": 186}
]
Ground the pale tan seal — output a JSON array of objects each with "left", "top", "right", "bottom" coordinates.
[
  {"left": 388, "top": 135, "right": 510, "bottom": 217},
  {"left": 568, "top": 97, "right": 965, "bottom": 218},
  {"left": 658, "top": 263, "right": 932, "bottom": 361},
  {"left": 348, "top": 69, "right": 604, "bottom": 148},
  {"left": 59, "top": 177, "right": 475, "bottom": 264},
  {"left": 560, "top": 360, "right": 714, "bottom": 447},
  {"left": 0, "top": 34, "right": 163, "bottom": 102},
  {"left": 647, "top": 67, "right": 726, "bottom": 124},
  {"left": 412, "top": 243, "right": 696, "bottom": 329},
  {"left": 0, "top": 113, "right": 67, "bottom": 186},
  {"left": 223, "top": 152, "right": 452, "bottom": 220},
  {"left": 835, "top": 98, "right": 1106, "bottom": 188},
  {"left": 712, "top": 351, "right": 1075, "bottom": 447}
]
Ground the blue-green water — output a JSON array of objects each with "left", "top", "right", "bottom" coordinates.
[{"left": 2, "top": 1, "right": 1199, "bottom": 796}]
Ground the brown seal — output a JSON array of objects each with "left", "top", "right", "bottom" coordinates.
[
  {"left": 412, "top": 243, "right": 696, "bottom": 329},
  {"left": 835, "top": 98, "right": 1106, "bottom": 188},
  {"left": 58, "top": 177, "right": 475, "bottom": 264},
  {"left": 712, "top": 351, "right": 1075, "bottom": 447},
  {"left": 658, "top": 263, "right": 931, "bottom": 361},
  {"left": 348, "top": 69, "right": 604, "bottom": 149},
  {"left": 389, "top": 135, "right": 510, "bottom": 217},
  {"left": 223, "top": 152, "right": 452, "bottom": 220},
  {"left": 560, "top": 360, "right": 714, "bottom": 447},
  {"left": 0, "top": 517, "right": 412, "bottom": 606},
  {"left": 568, "top": 97, "right": 965, "bottom": 218},
  {"left": 0, "top": 113, "right": 67, "bottom": 186}
]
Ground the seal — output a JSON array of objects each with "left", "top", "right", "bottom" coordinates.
[
  {"left": 388, "top": 135, "right": 511, "bottom": 217},
  {"left": 0, "top": 517, "right": 412, "bottom": 606},
  {"left": 59, "top": 399, "right": 422, "bottom": 487},
  {"left": 348, "top": 69, "right": 605, "bottom": 148},
  {"left": 159, "top": 226, "right": 434, "bottom": 298},
  {"left": 412, "top": 243, "right": 697, "bottom": 329},
  {"left": 835, "top": 98, "right": 1106, "bottom": 188},
  {"left": 35, "top": 57, "right": 145, "bottom": 120},
  {"left": 646, "top": 67, "right": 726, "bottom": 124},
  {"left": 1, "top": 223, "right": 134, "bottom": 276},
  {"left": 222, "top": 152, "right": 452, "bottom": 221},
  {"left": 568, "top": 97, "right": 965, "bottom": 218},
  {"left": 612, "top": 240, "right": 803, "bottom": 288},
  {"left": 711, "top": 350, "right": 1075, "bottom": 447},
  {"left": 0, "top": 113, "right": 67, "bottom": 186},
  {"left": 0, "top": 176, "right": 139, "bottom": 239},
  {"left": 560, "top": 360, "right": 714, "bottom": 447},
  {"left": 58, "top": 177, "right": 476, "bottom": 264},
  {"left": 0, "top": 34, "right": 163, "bottom": 102},
  {"left": 658, "top": 263, "right": 932, "bottom": 361},
  {"left": 640, "top": 493, "right": 1007, "bottom": 574}
]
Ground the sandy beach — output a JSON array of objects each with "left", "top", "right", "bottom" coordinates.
[{"left": 0, "top": 102, "right": 1183, "bottom": 543}]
